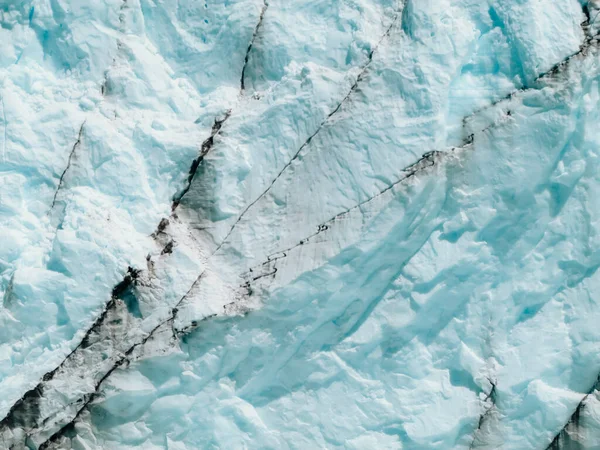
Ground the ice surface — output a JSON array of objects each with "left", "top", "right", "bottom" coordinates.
[{"left": 1, "top": 0, "right": 600, "bottom": 448}]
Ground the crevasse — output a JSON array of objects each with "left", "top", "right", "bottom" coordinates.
[{"left": 1, "top": 0, "right": 600, "bottom": 448}]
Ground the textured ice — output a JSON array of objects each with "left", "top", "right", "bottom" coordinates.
[{"left": 1, "top": 0, "right": 600, "bottom": 448}]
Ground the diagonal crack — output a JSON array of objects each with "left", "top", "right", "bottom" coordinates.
[
  {"left": 201, "top": 0, "right": 599, "bottom": 261},
  {"left": 0, "top": 268, "right": 140, "bottom": 445},
  {"left": 164, "top": 5, "right": 406, "bottom": 311},
  {"left": 0, "top": 2, "right": 267, "bottom": 441},
  {"left": 172, "top": 110, "right": 231, "bottom": 209},
  {"left": 172, "top": 0, "right": 270, "bottom": 210},
  {"left": 546, "top": 375, "right": 600, "bottom": 449},
  {"left": 241, "top": 140, "right": 473, "bottom": 283},
  {"left": 240, "top": 0, "right": 268, "bottom": 92},
  {"left": 469, "top": 378, "right": 498, "bottom": 449},
  {"left": 211, "top": 6, "right": 403, "bottom": 258},
  {"left": 37, "top": 355, "right": 128, "bottom": 450},
  {"left": 36, "top": 274, "right": 213, "bottom": 449},
  {"left": 534, "top": 20, "right": 599, "bottom": 82},
  {"left": 467, "top": 4, "right": 600, "bottom": 124},
  {"left": 22, "top": 262, "right": 229, "bottom": 448},
  {"left": 175, "top": 0, "right": 600, "bottom": 319},
  {"left": 241, "top": 22, "right": 600, "bottom": 286},
  {"left": 49, "top": 121, "right": 86, "bottom": 211},
  {"left": 10, "top": 2, "right": 600, "bottom": 447}
]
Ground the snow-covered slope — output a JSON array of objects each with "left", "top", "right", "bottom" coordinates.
[{"left": 1, "top": 0, "right": 600, "bottom": 448}]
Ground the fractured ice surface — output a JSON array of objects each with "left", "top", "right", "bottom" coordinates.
[{"left": 1, "top": 0, "right": 600, "bottom": 448}]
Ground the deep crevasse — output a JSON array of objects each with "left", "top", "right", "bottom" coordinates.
[{"left": 1, "top": 0, "right": 600, "bottom": 448}]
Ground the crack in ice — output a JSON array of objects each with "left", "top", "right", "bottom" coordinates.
[
  {"left": 240, "top": 0, "right": 268, "bottom": 92},
  {"left": 49, "top": 121, "right": 86, "bottom": 211},
  {"left": 212, "top": 6, "right": 403, "bottom": 258},
  {"left": 172, "top": 111, "right": 231, "bottom": 209},
  {"left": 545, "top": 375, "right": 600, "bottom": 449},
  {"left": 0, "top": 268, "right": 140, "bottom": 446},
  {"left": 240, "top": 136, "right": 479, "bottom": 287},
  {"left": 470, "top": 378, "right": 498, "bottom": 449},
  {"left": 7, "top": 1, "right": 600, "bottom": 446},
  {"left": 467, "top": 4, "right": 600, "bottom": 124}
]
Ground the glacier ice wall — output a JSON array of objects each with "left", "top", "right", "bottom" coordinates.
[{"left": 1, "top": 0, "right": 600, "bottom": 448}]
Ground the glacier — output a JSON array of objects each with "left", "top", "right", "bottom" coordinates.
[{"left": 1, "top": 0, "right": 600, "bottom": 448}]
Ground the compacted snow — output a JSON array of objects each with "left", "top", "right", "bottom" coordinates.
[{"left": 1, "top": 0, "right": 600, "bottom": 448}]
